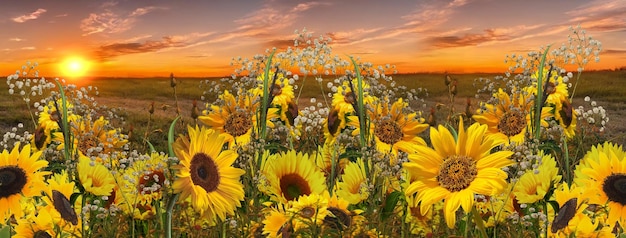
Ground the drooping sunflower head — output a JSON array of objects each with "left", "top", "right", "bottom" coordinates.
[
  {"left": 404, "top": 120, "right": 514, "bottom": 228},
  {"left": 261, "top": 150, "right": 327, "bottom": 203},
  {"left": 172, "top": 125, "right": 245, "bottom": 222},
  {"left": 0, "top": 143, "right": 49, "bottom": 223}
]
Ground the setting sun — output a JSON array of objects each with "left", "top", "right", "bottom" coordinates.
[{"left": 61, "top": 57, "right": 90, "bottom": 78}]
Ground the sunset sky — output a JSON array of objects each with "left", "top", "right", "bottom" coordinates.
[{"left": 1, "top": 0, "right": 625, "bottom": 78}]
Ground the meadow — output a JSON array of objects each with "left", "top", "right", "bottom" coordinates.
[{"left": 2, "top": 70, "right": 625, "bottom": 152}]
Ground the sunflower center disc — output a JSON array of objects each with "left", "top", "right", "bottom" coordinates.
[
  {"left": 0, "top": 166, "right": 28, "bottom": 198},
  {"left": 603, "top": 173, "right": 626, "bottom": 205},
  {"left": 300, "top": 206, "right": 316, "bottom": 218},
  {"left": 375, "top": 119, "right": 403, "bottom": 145},
  {"left": 224, "top": 111, "right": 251, "bottom": 137},
  {"left": 79, "top": 134, "right": 99, "bottom": 154},
  {"left": 497, "top": 110, "right": 526, "bottom": 137},
  {"left": 280, "top": 173, "right": 311, "bottom": 201},
  {"left": 437, "top": 155, "right": 477, "bottom": 192},
  {"left": 190, "top": 153, "right": 220, "bottom": 193}
]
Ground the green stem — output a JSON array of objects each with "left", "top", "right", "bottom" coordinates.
[
  {"left": 562, "top": 135, "right": 571, "bottom": 186},
  {"left": 569, "top": 71, "right": 583, "bottom": 101},
  {"left": 348, "top": 57, "right": 371, "bottom": 178},
  {"left": 165, "top": 193, "right": 179, "bottom": 238},
  {"left": 533, "top": 46, "right": 551, "bottom": 141},
  {"left": 54, "top": 80, "right": 72, "bottom": 161},
  {"left": 472, "top": 206, "right": 488, "bottom": 238}
]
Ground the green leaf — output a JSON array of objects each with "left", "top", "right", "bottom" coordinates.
[
  {"left": 533, "top": 45, "right": 551, "bottom": 140},
  {"left": 167, "top": 116, "right": 180, "bottom": 157},
  {"left": 0, "top": 225, "right": 11, "bottom": 238},
  {"left": 144, "top": 139, "right": 156, "bottom": 153},
  {"left": 381, "top": 191, "right": 403, "bottom": 221}
]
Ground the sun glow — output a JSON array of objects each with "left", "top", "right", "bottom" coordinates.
[{"left": 61, "top": 57, "right": 90, "bottom": 79}]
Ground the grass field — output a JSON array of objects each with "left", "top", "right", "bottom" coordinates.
[{"left": 2, "top": 70, "right": 625, "bottom": 151}]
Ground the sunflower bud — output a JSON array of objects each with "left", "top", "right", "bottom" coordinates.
[
  {"left": 148, "top": 102, "right": 155, "bottom": 114},
  {"left": 191, "top": 100, "right": 200, "bottom": 120},
  {"left": 428, "top": 107, "right": 437, "bottom": 127},
  {"left": 465, "top": 97, "right": 473, "bottom": 118},
  {"left": 170, "top": 73, "right": 177, "bottom": 88},
  {"left": 445, "top": 74, "right": 453, "bottom": 86}
]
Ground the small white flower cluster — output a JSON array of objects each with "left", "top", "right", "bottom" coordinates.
[
  {"left": 575, "top": 96, "right": 609, "bottom": 132},
  {"left": 293, "top": 102, "right": 329, "bottom": 137},
  {"left": 0, "top": 129, "right": 32, "bottom": 150},
  {"left": 6, "top": 62, "right": 56, "bottom": 105}
]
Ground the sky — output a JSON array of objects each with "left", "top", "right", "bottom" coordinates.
[{"left": 1, "top": 0, "right": 625, "bottom": 78}]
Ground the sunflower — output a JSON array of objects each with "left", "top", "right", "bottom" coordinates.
[
  {"left": 120, "top": 152, "right": 169, "bottom": 205},
  {"left": 473, "top": 88, "right": 552, "bottom": 145},
  {"left": 313, "top": 143, "right": 349, "bottom": 179},
  {"left": 576, "top": 148, "right": 626, "bottom": 229},
  {"left": 53, "top": 115, "right": 128, "bottom": 158},
  {"left": 198, "top": 90, "right": 278, "bottom": 148},
  {"left": 513, "top": 152, "right": 561, "bottom": 204},
  {"left": 404, "top": 120, "right": 514, "bottom": 228},
  {"left": 262, "top": 207, "right": 292, "bottom": 238},
  {"left": 324, "top": 193, "right": 353, "bottom": 231},
  {"left": 261, "top": 150, "right": 327, "bottom": 203},
  {"left": 474, "top": 183, "right": 517, "bottom": 227},
  {"left": 41, "top": 170, "right": 81, "bottom": 231},
  {"left": 77, "top": 155, "right": 116, "bottom": 196},
  {"left": 325, "top": 80, "right": 376, "bottom": 137},
  {"left": 13, "top": 208, "right": 56, "bottom": 238},
  {"left": 289, "top": 192, "right": 330, "bottom": 231},
  {"left": 574, "top": 142, "right": 625, "bottom": 186},
  {"left": 33, "top": 100, "right": 78, "bottom": 151},
  {"left": 255, "top": 71, "right": 297, "bottom": 126},
  {"left": 335, "top": 158, "right": 369, "bottom": 205},
  {"left": 172, "top": 125, "right": 245, "bottom": 222},
  {"left": 0, "top": 143, "right": 50, "bottom": 223},
  {"left": 349, "top": 98, "right": 428, "bottom": 159},
  {"left": 549, "top": 182, "right": 614, "bottom": 237}
]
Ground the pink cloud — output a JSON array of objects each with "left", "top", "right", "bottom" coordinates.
[
  {"left": 81, "top": 6, "right": 164, "bottom": 36},
  {"left": 12, "top": 8, "right": 47, "bottom": 23}
]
